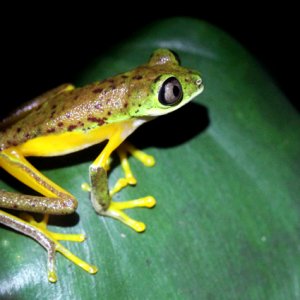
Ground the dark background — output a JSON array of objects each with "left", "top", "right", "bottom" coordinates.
[{"left": 1, "top": 8, "right": 298, "bottom": 119}]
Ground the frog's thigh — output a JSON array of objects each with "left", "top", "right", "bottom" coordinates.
[{"left": 0, "top": 148, "right": 77, "bottom": 214}]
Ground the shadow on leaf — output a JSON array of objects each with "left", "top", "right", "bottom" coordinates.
[{"left": 129, "top": 102, "right": 209, "bottom": 148}]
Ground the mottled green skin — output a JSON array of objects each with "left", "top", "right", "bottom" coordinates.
[{"left": 0, "top": 49, "right": 202, "bottom": 151}]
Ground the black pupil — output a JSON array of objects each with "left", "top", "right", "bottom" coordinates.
[{"left": 173, "top": 85, "right": 180, "bottom": 97}]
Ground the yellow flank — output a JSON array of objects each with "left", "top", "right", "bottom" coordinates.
[{"left": 17, "top": 120, "right": 136, "bottom": 157}]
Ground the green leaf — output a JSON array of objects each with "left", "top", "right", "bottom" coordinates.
[{"left": 1, "top": 17, "right": 299, "bottom": 299}]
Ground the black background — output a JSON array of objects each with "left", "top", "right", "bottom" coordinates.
[{"left": 1, "top": 7, "right": 298, "bottom": 119}]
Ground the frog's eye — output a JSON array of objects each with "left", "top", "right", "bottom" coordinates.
[{"left": 158, "top": 77, "right": 183, "bottom": 106}]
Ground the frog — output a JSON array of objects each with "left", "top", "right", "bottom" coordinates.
[{"left": 0, "top": 48, "right": 204, "bottom": 282}]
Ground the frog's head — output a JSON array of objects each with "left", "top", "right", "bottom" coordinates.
[{"left": 126, "top": 49, "right": 204, "bottom": 119}]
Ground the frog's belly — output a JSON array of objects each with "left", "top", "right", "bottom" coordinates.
[{"left": 16, "top": 122, "right": 125, "bottom": 157}]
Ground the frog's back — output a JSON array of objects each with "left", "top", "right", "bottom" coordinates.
[{"left": 0, "top": 78, "right": 128, "bottom": 151}]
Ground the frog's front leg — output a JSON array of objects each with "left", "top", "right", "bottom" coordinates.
[
  {"left": 0, "top": 148, "right": 98, "bottom": 281},
  {"left": 89, "top": 165, "right": 155, "bottom": 232},
  {"left": 89, "top": 128, "right": 156, "bottom": 232}
]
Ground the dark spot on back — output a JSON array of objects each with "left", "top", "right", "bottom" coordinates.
[
  {"left": 58, "top": 122, "right": 64, "bottom": 127},
  {"left": 68, "top": 124, "right": 77, "bottom": 131},
  {"left": 87, "top": 116, "right": 105, "bottom": 126},
  {"left": 47, "top": 128, "right": 56, "bottom": 133},
  {"left": 17, "top": 127, "right": 21, "bottom": 133},
  {"left": 133, "top": 75, "right": 143, "bottom": 80},
  {"left": 93, "top": 88, "right": 103, "bottom": 94},
  {"left": 121, "top": 75, "right": 128, "bottom": 79}
]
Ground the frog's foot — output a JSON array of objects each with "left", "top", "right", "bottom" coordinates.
[
  {"left": 82, "top": 142, "right": 155, "bottom": 195},
  {"left": 89, "top": 158, "right": 156, "bottom": 233},
  {"left": 20, "top": 213, "right": 86, "bottom": 242},
  {"left": 111, "top": 142, "right": 156, "bottom": 195},
  {"left": 18, "top": 212, "right": 98, "bottom": 282},
  {"left": 100, "top": 196, "right": 156, "bottom": 232}
]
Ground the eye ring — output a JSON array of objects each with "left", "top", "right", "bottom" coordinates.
[{"left": 158, "top": 77, "right": 183, "bottom": 106}]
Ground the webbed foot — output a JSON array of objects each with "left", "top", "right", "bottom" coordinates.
[
  {"left": 111, "top": 142, "right": 155, "bottom": 195},
  {"left": 103, "top": 196, "right": 156, "bottom": 232},
  {"left": 1, "top": 210, "right": 98, "bottom": 282},
  {"left": 89, "top": 165, "right": 156, "bottom": 232}
]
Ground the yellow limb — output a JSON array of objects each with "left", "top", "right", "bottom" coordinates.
[
  {"left": 89, "top": 164, "right": 156, "bottom": 232},
  {"left": 20, "top": 213, "right": 85, "bottom": 241},
  {"left": 0, "top": 148, "right": 75, "bottom": 204},
  {"left": 0, "top": 209, "right": 97, "bottom": 283},
  {"left": 91, "top": 129, "right": 124, "bottom": 170},
  {"left": 82, "top": 123, "right": 157, "bottom": 232},
  {"left": 0, "top": 148, "right": 97, "bottom": 280},
  {"left": 110, "top": 142, "right": 156, "bottom": 195},
  {"left": 124, "top": 142, "right": 156, "bottom": 167},
  {"left": 105, "top": 196, "right": 156, "bottom": 232}
]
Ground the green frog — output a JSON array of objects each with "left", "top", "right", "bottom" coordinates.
[{"left": 0, "top": 49, "right": 204, "bottom": 282}]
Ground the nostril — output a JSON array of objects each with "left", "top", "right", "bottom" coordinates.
[{"left": 196, "top": 79, "right": 202, "bottom": 86}]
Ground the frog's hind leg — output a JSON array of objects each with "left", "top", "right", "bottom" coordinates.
[
  {"left": 0, "top": 209, "right": 97, "bottom": 283},
  {"left": 0, "top": 148, "right": 97, "bottom": 281},
  {"left": 0, "top": 148, "right": 77, "bottom": 208}
]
